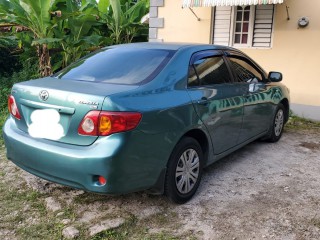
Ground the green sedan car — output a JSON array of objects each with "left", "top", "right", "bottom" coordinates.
[{"left": 3, "top": 43, "right": 290, "bottom": 203}]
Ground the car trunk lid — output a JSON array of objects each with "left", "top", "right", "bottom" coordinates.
[{"left": 11, "top": 77, "right": 139, "bottom": 146}]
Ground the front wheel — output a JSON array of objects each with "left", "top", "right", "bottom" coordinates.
[
  {"left": 264, "top": 103, "right": 285, "bottom": 142},
  {"left": 165, "top": 137, "right": 203, "bottom": 204}
]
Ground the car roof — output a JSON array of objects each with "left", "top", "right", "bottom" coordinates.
[{"left": 107, "top": 42, "right": 234, "bottom": 51}]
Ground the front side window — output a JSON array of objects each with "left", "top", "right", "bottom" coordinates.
[
  {"left": 228, "top": 57, "right": 263, "bottom": 83},
  {"left": 188, "top": 56, "right": 230, "bottom": 87}
]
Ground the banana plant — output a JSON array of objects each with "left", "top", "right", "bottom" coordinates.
[
  {"left": 0, "top": 0, "right": 149, "bottom": 75},
  {"left": 0, "top": 0, "right": 61, "bottom": 77},
  {"left": 0, "top": 36, "right": 14, "bottom": 49},
  {"left": 98, "top": 0, "right": 149, "bottom": 44},
  {"left": 50, "top": 0, "right": 105, "bottom": 69}
]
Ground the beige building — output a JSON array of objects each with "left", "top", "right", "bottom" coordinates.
[{"left": 148, "top": 0, "right": 320, "bottom": 120}]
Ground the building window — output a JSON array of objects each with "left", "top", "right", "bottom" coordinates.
[
  {"left": 213, "top": 5, "right": 275, "bottom": 48},
  {"left": 234, "top": 6, "right": 252, "bottom": 45}
]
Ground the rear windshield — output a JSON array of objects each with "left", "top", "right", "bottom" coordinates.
[{"left": 54, "top": 48, "right": 175, "bottom": 85}]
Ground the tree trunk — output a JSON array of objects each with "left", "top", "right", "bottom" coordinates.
[{"left": 37, "top": 44, "right": 52, "bottom": 77}]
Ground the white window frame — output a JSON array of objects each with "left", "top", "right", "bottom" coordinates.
[
  {"left": 230, "top": 5, "right": 255, "bottom": 48},
  {"left": 211, "top": 5, "right": 275, "bottom": 49}
]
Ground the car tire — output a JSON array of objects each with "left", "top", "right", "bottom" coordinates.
[
  {"left": 264, "top": 103, "right": 285, "bottom": 143},
  {"left": 165, "top": 137, "right": 203, "bottom": 204}
]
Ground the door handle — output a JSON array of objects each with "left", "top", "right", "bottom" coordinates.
[{"left": 197, "top": 97, "right": 208, "bottom": 105}]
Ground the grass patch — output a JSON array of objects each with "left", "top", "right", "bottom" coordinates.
[
  {"left": 310, "top": 213, "right": 320, "bottom": 229},
  {"left": 311, "top": 218, "right": 320, "bottom": 229},
  {"left": 91, "top": 215, "right": 137, "bottom": 240},
  {"left": 73, "top": 192, "right": 110, "bottom": 205},
  {"left": 16, "top": 221, "right": 65, "bottom": 240},
  {"left": 0, "top": 180, "right": 46, "bottom": 237},
  {"left": 0, "top": 182, "right": 45, "bottom": 216},
  {"left": 285, "top": 114, "right": 320, "bottom": 131},
  {"left": 92, "top": 223, "right": 181, "bottom": 240},
  {"left": 91, "top": 211, "right": 184, "bottom": 240},
  {"left": 0, "top": 164, "right": 81, "bottom": 239}
]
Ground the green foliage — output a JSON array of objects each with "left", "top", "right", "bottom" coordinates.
[
  {"left": 51, "top": 0, "right": 106, "bottom": 69},
  {"left": 0, "top": 36, "right": 22, "bottom": 76},
  {"left": 0, "top": 59, "right": 39, "bottom": 144},
  {"left": 98, "top": 0, "right": 110, "bottom": 14},
  {"left": 0, "top": 36, "right": 15, "bottom": 48},
  {"left": 0, "top": 0, "right": 61, "bottom": 76},
  {"left": 50, "top": 0, "right": 149, "bottom": 69},
  {"left": 0, "top": 109, "right": 8, "bottom": 145},
  {"left": 101, "top": 0, "right": 149, "bottom": 44},
  {"left": 0, "top": 60, "right": 39, "bottom": 110},
  {"left": 0, "top": 0, "right": 149, "bottom": 75},
  {"left": 0, "top": 87, "right": 10, "bottom": 112},
  {"left": 0, "top": 0, "right": 54, "bottom": 39}
]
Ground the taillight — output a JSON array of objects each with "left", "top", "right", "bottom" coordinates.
[
  {"left": 78, "top": 111, "right": 99, "bottom": 136},
  {"left": 78, "top": 111, "right": 142, "bottom": 136},
  {"left": 8, "top": 95, "right": 21, "bottom": 120}
]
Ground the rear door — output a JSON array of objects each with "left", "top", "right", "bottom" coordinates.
[
  {"left": 224, "top": 52, "right": 274, "bottom": 142},
  {"left": 187, "top": 50, "right": 244, "bottom": 154}
]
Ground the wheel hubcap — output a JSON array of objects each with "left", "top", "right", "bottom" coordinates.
[
  {"left": 274, "top": 109, "right": 284, "bottom": 137},
  {"left": 175, "top": 149, "right": 200, "bottom": 194}
]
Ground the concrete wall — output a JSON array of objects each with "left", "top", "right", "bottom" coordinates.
[
  {"left": 156, "top": 0, "right": 320, "bottom": 120},
  {"left": 157, "top": 1, "right": 212, "bottom": 43}
]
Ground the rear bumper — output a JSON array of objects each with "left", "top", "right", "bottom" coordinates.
[{"left": 3, "top": 117, "right": 167, "bottom": 194}]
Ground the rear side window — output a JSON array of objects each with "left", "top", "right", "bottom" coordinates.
[
  {"left": 228, "top": 57, "right": 263, "bottom": 83},
  {"left": 188, "top": 56, "right": 230, "bottom": 87},
  {"left": 54, "top": 48, "right": 175, "bottom": 85}
]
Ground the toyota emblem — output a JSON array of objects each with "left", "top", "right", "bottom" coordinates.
[{"left": 39, "top": 90, "right": 49, "bottom": 101}]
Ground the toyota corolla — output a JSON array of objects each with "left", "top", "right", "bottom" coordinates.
[{"left": 3, "top": 43, "right": 290, "bottom": 203}]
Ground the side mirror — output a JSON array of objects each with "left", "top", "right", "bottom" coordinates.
[{"left": 268, "top": 71, "right": 283, "bottom": 82}]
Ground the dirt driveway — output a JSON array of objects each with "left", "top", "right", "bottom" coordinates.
[{"left": 1, "top": 129, "right": 320, "bottom": 239}]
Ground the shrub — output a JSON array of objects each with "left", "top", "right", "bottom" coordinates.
[
  {"left": 0, "top": 59, "right": 39, "bottom": 111},
  {"left": 0, "top": 59, "right": 39, "bottom": 144}
]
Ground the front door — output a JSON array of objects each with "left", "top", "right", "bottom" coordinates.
[
  {"left": 187, "top": 51, "right": 244, "bottom": 154},
  {"left": 226, "top": 54, "right": 273, "bottom": 142}
]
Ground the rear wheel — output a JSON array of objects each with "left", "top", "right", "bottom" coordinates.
[
  {"left": 165, "top": 137, "right": 203, "bottom": 204},
  {"left": 264, "top": 103, "right": 285, "bottom": 142}
]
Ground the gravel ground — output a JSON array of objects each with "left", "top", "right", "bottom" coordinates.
[{"left": 1, "top": 129, "right": 320, "bottom": 239}]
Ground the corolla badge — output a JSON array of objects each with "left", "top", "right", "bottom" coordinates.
[{"left": 39, "top": 90, "right": 49, "bottom": 101}]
